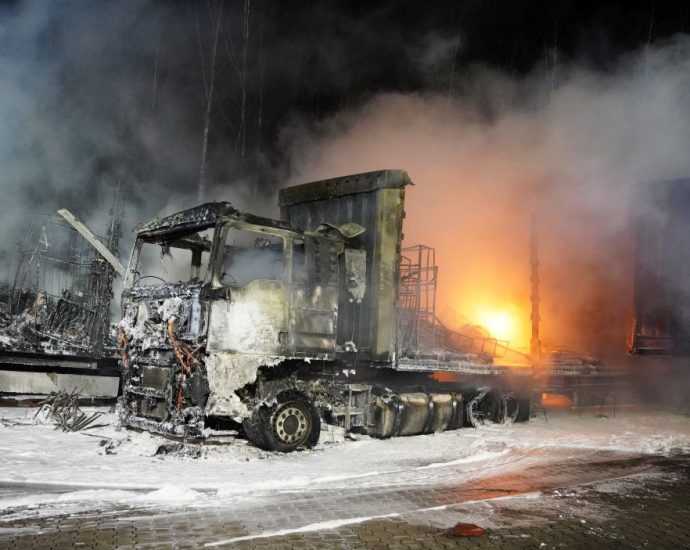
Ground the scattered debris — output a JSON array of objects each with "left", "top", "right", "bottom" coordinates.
[
  {"left": 99, "top": 438, "right": 122, "bottom": 455},
  {"left": 0, "top": 192, "right": 123, "bottom": 359},
  {"left": 35, "top": 390, "right": 108, "bottom": 432},
  {"left": 155, "top": 443, "right": 204, "bottom": 459}
]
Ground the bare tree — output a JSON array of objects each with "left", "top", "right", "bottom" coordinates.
[
  {"left": 237, "top": 0, "right": 251, "bottom": 175},
  {"left": 542, "top": 17, "right": 559, "bottom": 98},
  {"left": 643, "top": 0, "right": 655, "bottom": 94},
  {"left": 550, "top": 18, "right": 558, "bottom": 93},
  {"left": 256, "top": 1, "right": 264, "bottom": 164},
  {"left": 152, "top": 43, "right": 162, "bottom": 113},
  {"left": 223, "top": 0, "right": 252, "bottom": 179},
  {"left": 674, "top": 3, "right": 688, "bottom": 63},
  {"left": 196, "top": 0, "right": 225, "bottom": 202}
]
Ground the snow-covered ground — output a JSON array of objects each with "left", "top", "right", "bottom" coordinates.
[{"left": 1, "top": 407, "right": 689, "bottom": 524}]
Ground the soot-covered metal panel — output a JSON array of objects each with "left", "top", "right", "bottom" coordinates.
[{"left": 279, "top": 170, "right": 410, "bottom": 361}]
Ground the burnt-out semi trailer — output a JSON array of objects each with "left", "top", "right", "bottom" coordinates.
[
  {"left": 118, "top": 170, "right": 533, "bottom": 451},
  {"left": 629, "top": 179, "right": 690, "bottom": 356}
]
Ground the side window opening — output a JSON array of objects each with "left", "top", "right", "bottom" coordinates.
[{"left": 220, "top": 229, "right": 284, "bottom": 286}]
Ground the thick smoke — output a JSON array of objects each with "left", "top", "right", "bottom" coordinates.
[
  {"left": 0, "top": 0, "right": 270, "bottom": 267},
  {"left": 284, "top": 38, "right": 690, "bottom": 360},
  {"left": 0, "top": 0, "right": 443, "bottom": 259},
  {"left": 3, "top": 0, "right": 690, "bottom": 364},
  {"left": 0, "top": 0, "right": 455, "bottom": 256}
]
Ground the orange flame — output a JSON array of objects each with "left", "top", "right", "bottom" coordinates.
[{"left": 457, "top": 300, "right": 531, "bottom": 352}]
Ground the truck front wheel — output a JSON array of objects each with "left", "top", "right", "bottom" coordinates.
[{"left": 243, "top": 390, "right": 321, "bottom": 452}]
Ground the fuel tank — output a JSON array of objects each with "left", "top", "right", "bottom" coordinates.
[{"left": 365, "top": 392, "right": 464, "bottom": 438}]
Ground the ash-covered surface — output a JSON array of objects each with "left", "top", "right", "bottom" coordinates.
[{"left": 1, "top": 408, "right": 690, "bottom": 547}]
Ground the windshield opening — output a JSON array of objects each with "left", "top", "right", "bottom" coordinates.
[{"left": 133, "top": 228, "right": 213, "bottom": 286}]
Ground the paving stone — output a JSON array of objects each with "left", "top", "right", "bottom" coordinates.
[{"left": 3, "top": 455, "right": 690, "bottom": 548}]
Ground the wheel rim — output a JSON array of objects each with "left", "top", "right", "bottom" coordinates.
[{"left": 272, "top": 402, "right": 311, "bottom": 446}]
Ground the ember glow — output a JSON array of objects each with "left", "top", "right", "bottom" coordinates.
[{"left": 540, "top": 393, "right": 574, "bottom": 409}]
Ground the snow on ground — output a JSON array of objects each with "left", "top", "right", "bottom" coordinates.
[{"left": 1, "top": 407, "right": 690, "bottom": 521}]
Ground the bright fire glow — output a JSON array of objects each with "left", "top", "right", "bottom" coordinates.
[
  {"left": 460, "top": 300, "right": 531, "bottom": 351},
  {"left": 478, "top": 310, "right": 512, "bottom": 341}
]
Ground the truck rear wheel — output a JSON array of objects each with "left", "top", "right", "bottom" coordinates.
[
  {"left": 466, "top": 389, "right": 504, "bottom": 427},
  {"left": 243, "top": 390, "right": 321, "bottom": 453},
  {"left": 514, "top": 396, "right": 532, "bottom": 422}
]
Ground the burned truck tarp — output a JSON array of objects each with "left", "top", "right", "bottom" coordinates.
[{"left": 118, "top": 170, "right": 533, "bottom": 451}]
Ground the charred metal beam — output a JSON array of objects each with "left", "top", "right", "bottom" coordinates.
[{"left": 57, "top": 209, "right": 127, "bottom": 278}]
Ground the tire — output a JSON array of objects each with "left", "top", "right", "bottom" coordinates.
[
  {"left": 466, "top": 389, "right": 505, "bottom": 427},
  {"left": 243, "top": 390, "right": 321, "bottom": 453},
  {"left": 242, "top": 407, "right": 269, "bottom": 449}
]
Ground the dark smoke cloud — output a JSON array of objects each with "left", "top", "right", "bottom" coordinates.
[
  {"left": 0, "top": 0, "right": 290, "bottom": 257},
  {"left": 0, "top": 0, "right": 457, "bottom": 266},
  {"left": 0, "top": 1, "right": 199, "bottom": 254},
  {"left": 0, "top": 0, "right": 452, "bottom": 261}
]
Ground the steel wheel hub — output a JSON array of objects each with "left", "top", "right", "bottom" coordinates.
[{"left": 273, "top": 404, "right": 309, "bottom": 444}]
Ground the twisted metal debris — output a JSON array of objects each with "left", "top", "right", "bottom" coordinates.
[{"left": 35, "top": 389, "right": 108, "bottom": 432}]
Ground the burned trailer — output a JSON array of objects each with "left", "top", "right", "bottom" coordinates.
[
  {"left": 629, "top": 179, "right": 690, "bottom": 356},
  {"left": 118, "top": 170, "right": 533, "bottom": 451},
  {"left": 0, "top": 203, "right": 123, "bottom": 399}
]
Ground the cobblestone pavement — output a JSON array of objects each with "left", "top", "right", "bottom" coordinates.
[{"left": 1, "top": 452, "right": 689, "bottom": 549}]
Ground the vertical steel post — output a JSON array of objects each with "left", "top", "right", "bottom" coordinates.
[{"left": 530, "top": 214, "right": 541, "bottom": 361}]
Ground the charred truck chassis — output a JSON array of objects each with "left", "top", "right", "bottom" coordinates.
[{"left": 118, "top": 171, "right": 533, "bottom": 451}]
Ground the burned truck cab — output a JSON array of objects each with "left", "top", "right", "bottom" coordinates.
[
  {"left": 118, "top": 201, "right": 361, "bottom": 438},
  {"left": 119, "top": 170, "right": 532, "bottom": 452}
]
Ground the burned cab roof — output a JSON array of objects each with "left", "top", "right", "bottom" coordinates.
[{"left": 136, "top": 201, "right": 301, "bottom": 242}]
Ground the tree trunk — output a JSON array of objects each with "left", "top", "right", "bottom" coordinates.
[{"left": 197, "top": 1, "right": 224, "bottom": 203}]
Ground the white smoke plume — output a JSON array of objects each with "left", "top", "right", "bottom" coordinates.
[
  {"left": 0, "top": 0, "right": 265, "bottom": 268},
  {"left": 283, "top": 37, "right": 690, "bottom": 360}
]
